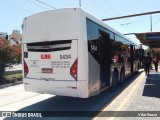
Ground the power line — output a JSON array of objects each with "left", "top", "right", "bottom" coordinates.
[
  {"left": 103, "top": 0, "right": 119, "bottom": 16},
  {"left": 102, "top": 10, "right": 160, "bottom": 33},
  {"left": 35, "top": 0, "right": 56, "bottom": 9},
  {"left": 92, "top": 0, "right": 112, "bottom": 17},
  {"left": 101, "top": 9, "right": 160, "bottom": 34},
  {"left": 103, "top": 0, "right": 135, "bottom": 33},
  {"left": 153, "top": 16, "right": 160, "bottom": 28},
  {"left": 2, "top": 1, "right": 33, "bottom": 13},
  {"left": 113, "top": 14, "right": 160, "bottom": 28},
  {"left": 25, "top": 0, "right": 49, "bottom": 10},
  {"left": 113, "top": 17, "right": 149, "bottom": 27},
  {"left": 101, "top": 0, "right": 133, "bottom": 34}
]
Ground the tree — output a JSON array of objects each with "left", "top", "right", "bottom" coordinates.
[
  {"left": 152, "top": 48, "right": 160, "bottom": 58},
  {"left": 145, "top": 47, "right": 160, "bottom": 59},
  {"left": 0, "top": 45, "right": 21, "bottom": 83}
]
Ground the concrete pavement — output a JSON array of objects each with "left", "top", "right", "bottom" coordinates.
[{"left": 94, "top": 69, "right": 160, "bottom": 119}]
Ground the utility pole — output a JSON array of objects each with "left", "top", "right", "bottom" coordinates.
[
  {"left": 149, "top": 15, "right": 153, "bottom": 64},
  {"left": 150, "top": 14, "right": 152, "bottom": 32},
  {"left": 79, "top": 0, "right": 81, "bottom": 7}
]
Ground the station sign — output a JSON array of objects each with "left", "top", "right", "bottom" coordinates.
[{"left": 146, "top": 33, "right": 160, "bottom": 40}]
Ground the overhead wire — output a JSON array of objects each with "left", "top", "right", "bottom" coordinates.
[
  {"left": 91, "top": 0, "right": 123, "bottom": 29},
  {"left": 113, "top": 17, "right": 149, "bottom": 27},
  {"left": 25, "top": 0, "right": 49, "bottom": 10},
  {"left": 152, "top": 15, "right": 160, "bottom": 29},
  {"left": 35, "top": 0, "right": 56, "bottom": 9},
  {"left": 102, "top": 0, "right": 146, "bottom": 44},
  {"left": 103, "top": 0, "right": 119, "bottom": 16},
  {"left": 92, "top": 0, "right": 113, "bottom": 17},
  {"left": 1, "top": 1, "right": 34, "bottom": 13},
  {"left": 111, "top": 14, "right": 160, "bottom": 33},
  {"left": 104, "top": 0, "right": 133, "bottom": 32}
]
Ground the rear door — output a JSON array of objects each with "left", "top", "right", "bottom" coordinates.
[
  {"left": 99, "top": 30, "right": 111, "bottom": 88},
  {"left": 23, "top": 40, "right": 78, "bottom": 81},
  {"left": 130, "top": 44, "right": 134, "bottom": 73}
]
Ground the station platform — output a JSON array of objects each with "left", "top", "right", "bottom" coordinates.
[
  {"left": 123, "top": 69, "right": 160, "bottom": 112},
  {"left": 94, "top": 68, "right": 160, "bottom": 119}
]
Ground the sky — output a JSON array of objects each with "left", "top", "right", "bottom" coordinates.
[{"left": 1, "top": 0, "right": 160, "bottom": 45}]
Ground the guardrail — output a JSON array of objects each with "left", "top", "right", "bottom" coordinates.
[
  {"left": 5, "top": 64, "right": 22, "bottom": 75},
  {"left": 5, "top": 70, "right": 22, "bottom": 75}
]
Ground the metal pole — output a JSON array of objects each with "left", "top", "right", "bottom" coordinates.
[
  {"left": 102, "top": 10, "right": 160, "bottom": 21},
  {"left": 79, "top": 0, "right": 81, "bottom": 7},
  {"left": 150, "top": 14, "right": 152, "bottom": 32}
]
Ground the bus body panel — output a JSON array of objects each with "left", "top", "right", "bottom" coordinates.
[
  {"left": 23, "top": 78, "right": 78, "bottom": 97},
  {"left": 85, "top": 12, "right": 140, "bottom": 95},
  {"left": 23, "top": 9, "right": 81, "bottom": 43},
  {"left": 24, "top": 40, "right": 77, "bottom": 81},
  {"left": 22, "top": 8, "right": 140, "bottom": 98},
  {"left": 22, "top": 8, "right": 89, "bottom": 98},
  {"left": 88, "top": 53, "right": 101, "bottom": 96}
]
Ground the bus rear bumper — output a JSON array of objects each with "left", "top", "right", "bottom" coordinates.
[{"left": 23, "top": 78, "right": 88, "bottom": 98}]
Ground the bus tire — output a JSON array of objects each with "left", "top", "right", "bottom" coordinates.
[
  {"left": 111, "top": 71, "right": 118, "bottom": 92},
  {"left": 119, "top": 69, "right": 125, "bottom": 86}
]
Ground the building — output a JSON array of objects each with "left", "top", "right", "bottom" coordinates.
[
  {"left": 0, "top": 32, "right": 8, "bottom": 46},
  {"left": 0, "top": 32, "right": 7, "bottom": 38},
  {"left": 9, "top": 30, "right": 22, "bottom": 45}
]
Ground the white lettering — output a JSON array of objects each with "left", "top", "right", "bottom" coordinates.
[
  {"left": 91, "top": 45, "right": 97, "bottom": 51},
  {"left": 12, "top": 113, "right": 27, "bottom": 117},
  {"left": 138, "top": 113, "right": 146, "bottom": 117},
  {"left": 147, "top": 113, "right": 157, "bottom": 117},
  {"left": 28, "top": 113, "right": 42, "bottom": 117}
]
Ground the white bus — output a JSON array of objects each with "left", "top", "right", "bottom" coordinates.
[{"left": 22, "top": 8, "right": 140, "bottom": 98}]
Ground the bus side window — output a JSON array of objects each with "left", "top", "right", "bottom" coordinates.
[
  {"left": 118, "top": 55, "right": 124, "bottom": 62},
  {"left": 127, "top": 57, "right": 131, "bottom": 62}
]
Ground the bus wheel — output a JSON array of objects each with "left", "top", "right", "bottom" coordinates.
[
  {"left": 119, "top": 70, "right": 125, "bottom": 86},
  {"left": 111, "top": 71, "right": 118, "bottom": 92}
]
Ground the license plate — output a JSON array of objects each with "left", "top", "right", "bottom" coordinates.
[{"left": 42, "top": 68, "right": 53, "bottom": 73}]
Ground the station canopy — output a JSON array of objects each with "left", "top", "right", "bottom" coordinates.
[{"left": 134, "top": 32, "right": 160, "bottom": 48}]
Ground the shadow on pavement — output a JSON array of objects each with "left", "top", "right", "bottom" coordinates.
[
  {"left": 142, "top": 73, "right": 160, "bottom": 98},
  {"left": 4, "top": 72, "right": 141, "bottom": 120}
]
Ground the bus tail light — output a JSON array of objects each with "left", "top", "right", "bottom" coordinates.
[
  {"left": 24, "top": 60, "right": 29, "bottom": 77},
  {"left": 70, "top": 59, "right": 78, "bottom": 80}
]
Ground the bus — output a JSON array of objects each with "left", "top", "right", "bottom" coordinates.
[{"left": 22, "top": 8, "right": 141, "bottom": 98}]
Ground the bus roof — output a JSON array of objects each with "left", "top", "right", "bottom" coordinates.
[
  {"left": 23, "top": 7, "right": 137, "bottom": 46},
  {"left": 80, "top": 8, "right": 136, "bottom": 45}
]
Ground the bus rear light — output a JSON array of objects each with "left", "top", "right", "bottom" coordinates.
[
  {"left": 24, "top": 60, "right": 29, "bottom": 77},
  {"left": 70, "top": 59, "right": 78, "bottom": 80},
  {"left": 71, "top": 69, "right": 76, "bottom": 74}
]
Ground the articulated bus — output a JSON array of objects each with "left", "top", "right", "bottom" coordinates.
[{"left": 22, "top": 8, "right": 141, "bottom": 98}]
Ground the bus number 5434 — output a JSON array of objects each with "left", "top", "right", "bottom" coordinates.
[{"left": 60, "top": 54, "right": 71, "bottom": 59}]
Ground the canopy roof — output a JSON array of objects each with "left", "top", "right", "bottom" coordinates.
[{"left": 134, "top": 32, "right": 160, "bottom": 48}]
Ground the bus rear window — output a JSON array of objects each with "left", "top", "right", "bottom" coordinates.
[{"left": 27, "top": 40, "right": 71, "bottom": 52}]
